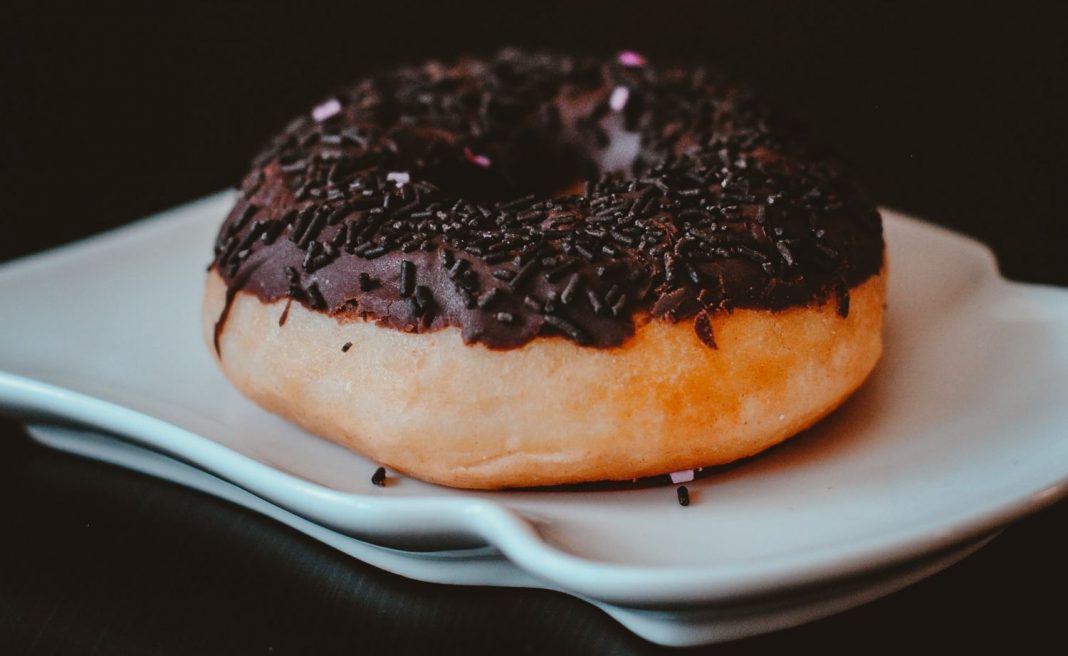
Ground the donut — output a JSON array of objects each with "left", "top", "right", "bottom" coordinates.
[{"left": 204, "top": 49, "right": 885, "bottom": 490}]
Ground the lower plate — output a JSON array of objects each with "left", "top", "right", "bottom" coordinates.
[{"left": 26, "top": 422, "right": 997, "bottom": 646}]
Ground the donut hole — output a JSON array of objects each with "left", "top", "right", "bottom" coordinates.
[
  {"left": 420, "top": 133, "right": 597, "bottom": 203},
  {"left": 410, "top": 118, "right": 642, "bottom": 203}
]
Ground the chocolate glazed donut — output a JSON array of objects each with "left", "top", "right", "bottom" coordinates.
[{"left": 205, "top": 49, "right": 885, "bottom": 489}]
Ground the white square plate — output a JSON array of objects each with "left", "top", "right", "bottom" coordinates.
[{"left": 2, "top": 193, "right": 1067, "bottom": 644}]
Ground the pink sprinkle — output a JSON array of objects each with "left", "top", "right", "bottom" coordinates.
[
  {"left": 669, "top": 469, "right": 695, "bottom": 484},
  {"left": 464, "top": 147, "right": 492, "bottom": 168},
  {"left": 617, "top": 50, "right": 647, "bottom": 67},
  {"left": 312, "top": 98, "right": 342, "bottom": 122},
  {"left": 609, "top": 86, "right": 630, "bottom": 112},
  {"left": 386, "top": 171, "right": 410, "bottom": 186}
]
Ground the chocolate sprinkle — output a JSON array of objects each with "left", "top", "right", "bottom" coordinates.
[
  {"left": 278, "top": 299, "right": 293, "bottom": 327},
  {"left": 212, "top": 49, "right": 882, "bottom": 351},
  {"left": 677, "top": 485, "right": 690, "bottom": 507},
  {"left": 543, "top": 314, "right": 590, "bottom": 345},
  {"left": 358, "top": 272, "right": 377, "bottom": 291},
  {"left": 694, "top": 311, "right": 717, "bottom": 349},
  {"left": 371, "top": 466, "right": 386, "bottom": 487},
  {"left": 399, "top": 260, "right": 415, "bottom": 297}
]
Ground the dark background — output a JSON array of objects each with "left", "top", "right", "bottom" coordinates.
[{"left": 2, "top": 1, "right": 1066, "bottom": 654}]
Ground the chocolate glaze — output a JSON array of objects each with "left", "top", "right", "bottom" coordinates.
[{"left": 211, "top": 49, "right": 883, "bottom": 351}]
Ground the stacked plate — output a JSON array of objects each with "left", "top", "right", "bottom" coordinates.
[{"left": 2, "top": 193, "right": 1066, "bottom": 646}]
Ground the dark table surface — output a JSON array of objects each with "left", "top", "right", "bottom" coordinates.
[{"left": 3, "top": 2, "right": 1066, "bottom": 653}]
